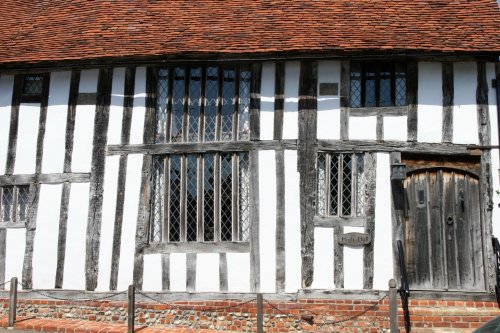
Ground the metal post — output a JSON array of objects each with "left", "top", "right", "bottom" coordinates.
[
  {"left": 389, "top": 279, "right": 399, "bottom": 333},
  {"left": 128, "top": 285, "right": 135, "bottom": 333},
  {"left": 8, "top": 277, "right": 17, "bottom": 327},
  {"left": 256, "top": 293, "right": 263, "bottom": 333}
]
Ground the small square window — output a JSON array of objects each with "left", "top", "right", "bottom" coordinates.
[
  {"left": 0, "top": 185, "right": 30, "bottom": 225},
  {"left": 21, "top": 74, "right": 45, "bottom": 103}
]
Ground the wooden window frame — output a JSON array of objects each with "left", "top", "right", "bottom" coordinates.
[
  {"left": 0, "top": 185, "right": 30, "bottom": 228},
  {"left": 21, "top": 74, "right": 47, "bottom": 103}
]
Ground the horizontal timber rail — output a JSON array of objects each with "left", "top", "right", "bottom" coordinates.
[{"left": 0, "top": 173, "right": 91, "bottom": 186}]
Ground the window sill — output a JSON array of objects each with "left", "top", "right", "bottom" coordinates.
[
  {"left": 348, "top": 106, "right": 408, "bottom": 117},
  {"left": 0, "top": 222, "right": 26, "bottom": 229},
  {"left": 144, "top": 241, "right": 250, "bottom": 254},
  {"left": 314, "top": 216, "right": 364, "bottom": 228}
]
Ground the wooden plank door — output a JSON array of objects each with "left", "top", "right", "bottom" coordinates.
[{"left": 403, "top": 169, "right": 485, "bottom": 290}]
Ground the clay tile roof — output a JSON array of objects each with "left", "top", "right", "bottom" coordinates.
[{"left": 0, "top": 0, "right": 499, "bottom": 66}]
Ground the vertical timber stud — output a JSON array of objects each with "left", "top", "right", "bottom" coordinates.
[
  {"left": 249, "top": 62, "right": 262, "bottom": 292},
  {"left": 442, "top": 62, "right": 454, "bottom": 143},
  {"left": 407, "top": 61, "right": 418, "bottom": 142},
  {"left": 110, "top": 67, "right": 136, "bottom": 291},
  {"left": 55, "top": 70, "right": 80, "bottom": 289},
  {"left": 390, "top": 152, "right": 404, "bottom": 284},
  {"left": 133, "top": 67, "right": 156, "bottom": 289},
  {"left": 477, "top": 62, "right": 495, "bottom": 292},
  {"left": 298, "top": 61, "right": 318, "bottom": 288},
  {"left": 363, "top": 153, "right": 377, "bottom": 289},
  {"left": 85, "top": 68, "right": 113, "bottom": 291},
  {"left": 22, "top": 73, "right": 51, "bottom": 290},
  {"left": 274, "top": 62, "right": 286, "bottom": 292}
]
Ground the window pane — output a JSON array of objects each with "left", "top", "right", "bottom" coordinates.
[
  {"left": 169, "top": 155, "right": 182, "bottom": 242},
  {"left": 350, "top": 63, "right": 362, "bottom": 108},
  {"left": 171, "top": 67, "right": 185, "bottom": 143},
  {"left": 203, "top": 154, "right": 215, "bottom": 241},
  {"left": 156, "top": 69, "right": 169, "bottom": 143},
  {"left": 238, "top": 70, "right": 251, "bottom": 140},
  {"left": 355, "top": 154, "right": 365, "bottom": 217},
  {"left": 204, "top": 67, "right": 218, "bottom": 142},
  {"left": 238, "top": 153, "right": 250, "bottom": 241},
  {"left": 23, "top": 75, "right": 43, "bottom": 95},
  {"left": 395, "top": 63, "right": 407, "bottom": 106},
  {"left": 17, "top": 186, "right": 29, "bottom": 222},
  {"left": 150, "top": 157, "right": 165, "bottom": 242},
  {"left": 341, "top": 155, "right": 353, "bottom": 216},
  {"left": 364, "top": 63, "right": 376, "bottom": 107},
  {"left": 329, "top": 155, "right": 339, "bottom": 216},
  {"left": 220, "top": 154, "right": 233, "bottom": 241},
  {"left": 1, "top": 186, "right": 14, "bottom": 222},
  {"left": 188, "top": 68, "right": 202, "bottom": 142},
  {"left": 316, "top": 154, "right": 326, "bottom": 215},
  {"left": 379, "top": 63, "right": 392, "bottom": 107},
  {"left": 186, "top": 155, "right": 198, "bottom": 242},
  {"left": 221, "top": 70, "right": 235, "bottom": 141}
]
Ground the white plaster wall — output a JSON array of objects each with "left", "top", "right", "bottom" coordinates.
[
  {"left": 116, "top": 154, "right": 142, "bottom": 290},
  {"left": 108, "top": 68, "right": 126, "bottom": 146},
  {"left": 317, "top": 61, "right": 341, "bottom": 140},
  {"left": 260, "top": 63, "right": 275, "bottom": 141},
  {"left": 42, "top": 71, "right": 71, "bottom": 174},
  {"left": 384, "top": 116, "right": 408, "bottom": 141},
  {"left": 79, "top": 69, "right": 99, "bottom": 93},
  {"left": 284, "top": 150, "right": 301, "bottom": 292},
  {"left": 63, "top": 183, "right": 89, "bottom": 290},
  {"left": 4, "top": 228, "right": 26, "bottom": 288},
  {"left": 0, "top": 75, "right": 14, "bottom": 176},
  {"left": 96, "top": 156, "right": 120, "bottom": 291},
  {"left": 32, "top": 184, "right": 62, "bottom": 289},
  {"left": 143, "top": 254, "right": 162, "bottom": 292},
  {"left": 227, "top": 253, "right": 250, "bottom": 292},
  {"left": 342, "top": 226, "right": 364, "bottom": 289},
  {"left": 373, "top": 153, "right": 394, "bottom": 290},
  {"left": 349, "top": 116, "right": 377, "bottom": 140},
  {"left": 453, "top": 62, "right": 479, "bottom": 145},
  {"left": 283, "top": 62, "right": 299, "bottom": 140},
  {"left": 418, "top": 62, "right": 442, "bottom": 143},
  {"left": 311, "top": 227, "right": 334, "bottom": 289},
  {"left": 170, "top": 253, "right": 186, "bottom": 292},
  {"left": 196, "top": 253, "right": 219, "bottom": 292},
  {"left": 259, "top": 150, "right": 276, "bottom": 293},
  {"left": 14, "top": 104, "right": 40, "bottom": 174},
  {"left": 129, "top": 67, "right": 146, "bottom": 145},
  {"left": 487, "top": 63, "right": 500, "bottom": 238}
]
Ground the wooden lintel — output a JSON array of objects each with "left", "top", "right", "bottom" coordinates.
[
  {"left": 144, "top": 242, "right": 250, "bottom": 254},
  {"left": 314, "top": 216, "right": 365, "bottom": 228},
  {"left": 0, "top": 173, "right": 91, "bottom": 186}
]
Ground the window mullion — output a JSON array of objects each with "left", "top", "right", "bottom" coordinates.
[
  {"left": 232, "top": 153, "right": 239, "bottom": 241},
  {"left": 325, "top": 154, "right": 331, "bottom": 216},
  {"left": 232, "top": 67, "right": 240, "bottom": 141},
  {"left": 166, "top": 67, "right": 173, "bottom": 142},
  {"left": 180, "top": 155, "right": 187, "bottom": 242},
  {"left": 199, "top": 67, "right": 206, "bottom": 142},
  {"left": 12, "top": 187, "right": 18, "bottom": 224},
  {"left": 338, "top": 155, "right": 344, "bottom": 217},
  {"left": 182, "top": 66, "right": 190, "bottom": 143},
  {"left": 361, "top": 63, "right": 366, "bottom": 107},
  {"left": 197, "top": 155, "right": 204, "bottom": 242},
  {"left": 162, "top": 157, "right": 169, "bottom": 243},
  {"left": 391, "top": 62, "right": 396, "bottom": 107},
  {"left": 214, "top": 153, "right": 221, "bottom": 242},
  {"left": 375, "top": 63, "right": 381, "bottom": 107},
  {"left": 351, "top": 154, "right": 358, "bottom": 217},
  {"left": 216, "top": 67, "right": 223, "bottom": 142}
]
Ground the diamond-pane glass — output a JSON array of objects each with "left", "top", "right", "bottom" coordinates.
[
  {"left": 1, "top": 186, "right": 14, "bottom": 222},
  {"left": 238, "top": 153, "right": 250, "bottom": 241},
  {"left": 379, "top": 63, "right": 392, "bottom": 107},
  {"left": 150, "top": 157, "right": 165, "bottom": 242},
  {"left": 355, "top": 154, "right": 365, "bottom": 217},
  {"left": 350, "top": 63, "right": 362, "bottom": 108},
  {"left": 395, "top": 63, "right": 407, "bottom": 106},
  {"left": 221, "top": 70, "right": 235, "bottom": 141},
  {"left": 23, "top": 75, "right": 43, "bottom": 95},
  {"left": 17, "top": 186, "right": 29, "bottom": 223},
  {"left": 316, "top": 154, "right": 326, "bottom": 215},
  {"left": 188, "top": 68, "right": 202, "bottom": 142},
  {"left": 238, "top": 70, "right": 251, "bottom": 140},
  {"left": 329, "top": 155, "right": 339, "bottom": 216},
  {"left": 171, "top": 68, "right": 185, "bottom": 142},
  {"left": 203, "top": 154, "right": 215, "bottom": 241},
  {"left": 341, "top": 155, "right": 353, "bottom": 216},
  {"left": 169, "top": 155, "right": 182, "bottom": 242},
  {"left": 156, "top": 69, "right": 169, "bottom": 143},
  {"left": 186, "top": 155, "right": 198, "bottom": 242},
  {"left": 364, "top": 64, "right": 376, "bottom": 107},
  {"left": 205, "top": 67, "right": 218, "bottom": 142},
  {"left": 220, "top": 154, "right": 233, "bottom": 241}
]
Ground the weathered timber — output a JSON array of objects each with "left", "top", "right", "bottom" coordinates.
[
  {"left": 63, "top": 71, "right": 81, "bottom": 173},
  {"left": 314, "top": 216, "right": 365, "bottom": 228},
  {"left": 144, "top": 242, "right": 250, "bottom": 254},
  {"left": 376, "top": 115, "right": 383, "bottom": 141},
  {"left": 219, "top": 253, "right": 228, "bottom": 292},
  {"left": 363, "top": 153, "right": 376, "bottom": 289},
  {"left": 407, "top": 61, "right": 418, "bottom": 141},
  {"left": 35, "top": 73, "right": 50, "bottom": 175},
  {"left": 340, "top": 61, "right": 349, "bottom": 140},
  {"left": 22, "top": 184, "right": 40, "bottom": 289},
  {"left": 186, "top": 253, "right": 196, "bottom": 292},
  {"left": 348, "top": 106, "right": 408, "bottom": 117},
  {"left": 0, "top": 230, "right": 5, "bottom": 289},
  {"left": 133, "top": 67, "right": 157, "bottom": 290},
  {"left": 442, "top": 62, "right": 454, "bottom": 143},
  {"left": 161, "top": 253, "right": 170, "bottom": 291},
  {"left": 333, "top": 226, "right": 344, "bottom": 288},
  {"left": 273, "top": 62, "right": 285, "bottom": 141},
  {"left": 390, "top": 151, "right": 404, "bottom": 286},
  {"left": 249, "top": 150, "right": 260, "bottom": 292},
  {"left": 275, "top": 149, "right": 286, "bottom": 292},
  {"left": 77, "top": 92, "right": 97, "bottom": 105},
  {"left": 0, "top": 173, "right": 90, "bottom": 186},
  {"left": 250, "top": 63, "right": 262, "bottom": 141},
  {"left": 5, "top": 75, "right": 23, "bottom": 175},
  {"left": 107, "top": 140, "right": 298, "bottom": 155},
  {"left": 298, "top": 61, "right": 317, "bottom": 288},
  {"left": 477, "top": 61, "right": 494, "bottom": 292},
  {"left": 55, "top": 182, "right": 71, "bottom": 288},
  {"left": 110, "top": 67, "right": 136, "bottom": 291},
  {"left": 85, "top": 68, "right": 113, "bottom": 291}
]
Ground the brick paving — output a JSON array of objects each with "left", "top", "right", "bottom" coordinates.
[{"left": 0, "top": 316, "right": 237, "bottom": 333}]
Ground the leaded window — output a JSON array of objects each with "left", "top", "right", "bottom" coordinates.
[
  {"left": 316, "top": 153, "right": 365, "bottom": 217},
  {"left": 349, "top": 62, "right": 407, "bottom": 108},
  {"left": 21, "top": 74, "right": 46, "bottom": 103},
  {"left": 0, "top": 185, "right": 30, "bottom": 224}
]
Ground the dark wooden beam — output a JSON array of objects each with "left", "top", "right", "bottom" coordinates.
[
  {"left": 442, "top": 62, "right": 454, "bottom": 143},
  {"left": 219, "top": 253, "right": 228, "bottom": 292},
  {"left": 0, "top": 173, "right": 90, "bottom": 186},
  {"left": 144, "top": 241, "right": 250, "bottom": 254},
  {"left": 340, "top": 61, "right": 350, "bottom": 140},
  {"left": 22, "top": 184, "right": 40, "bottom": 289},
  {"left": 250, "top": 63, "right": 262, "bottom": 141},
  {"left": 407, "top": 61, "right": 418, "bottom": 142},
  {"left": 186, "top": 253, "right": 196, "bottom": 292},
  {"left": 363, "top": 153, "right": 377, "bottom": 289},
  {"left": 5, "top": 75, "right": 23, "bottom": 175}
]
